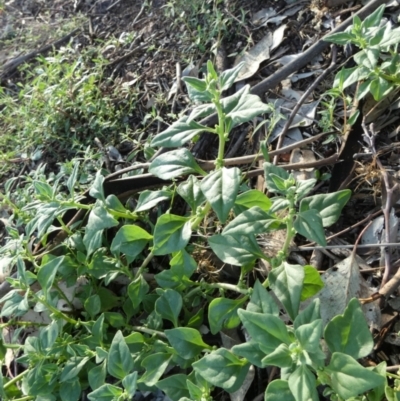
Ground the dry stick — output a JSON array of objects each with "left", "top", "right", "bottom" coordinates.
[
  {"left": 272, "top": 46, "right": 338, "bottom": 165},
  {"left": 105, "top": 130, "right": 337, "bottom": 183},
  {"left": 362, "top": 121, "right": 398, "bottom": 287}
]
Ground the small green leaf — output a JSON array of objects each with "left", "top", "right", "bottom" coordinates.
[
  {"left": 209, "top": 234, "right": 266, "bottom": 266},
  {"left": 165, "top": 327, "right": 211, "bottom": 359},
  {"left": 183, "top": 76, "right": 207, "bottom": 92},
  {"left": 324, "top": 31, "right": 357, "bottom": 45},
  {"left": 294, "top": 209, "right": 326, "bottom": 246},
  {"left": 222, "top": 85, "right": 271, "bottom": 127},
  {"left": 151, "top": 116, "right": 207, "bottom": 147},
  {"left": 193, "top": 348, "right": 250, "bottom": 393},
  {"left": 288, "top": 365, "right": 319, "bottom": 401},
  {"left": 134, "top": 189, "right": 172, "bottom": 212},
  {"left": 111, "top": 225, "right": 152, "bottom": 263},
  {"left": 293, "top": 299, "right": 321, "bottom": 330},
  {"left": 370, "top": 77, "right": 392, "bottom": 101},
  {"left": 295, "top": 179, "right": 316, "bottom": 201},
  {"left": 128, "top": 275, "right": 149, "bottom": 309},
  {"left": 200, "top": 167, "right": 240, "bottom": 223},
  {"left": 177, "top": 175, "right": 206, "bottom": 211},
  {"left": 87, "top": 384, "right": 123, "bottom": 401},
  {"left": 265, "top": 379, "right": 295, "bottom": 401},
  {"left": 299, "top": 189, "right": 351, "bottom": 227},
  {"left": 222, "top": 206, "right": 278, "bottom": 236},
  {"left": 208, "top": 297, "right": 247, "bottom": 334},
  {"left": 264, "top": 163, "right": 290, "bottom": 194},
  {"left": 261, "top": 343, "right": 292, "bottom": 368},
  {"left": 295, "top": 319, "right": 323, "bottom": 353},
  {"left": 326, "top": 353, "right": 385, "bottom": 400},
  {"left": 324, "top": 298, "right": 373, "bottom": 359},
  {"left": 139, "top": 353, "right": 172, "bottom": 386},
  {"left": 231, "top": 340, "right": 265, "bottom": 367},
  {"left": 155, "top": 289, "right": 182, "bottom": 327},
  {"left": 247, "top": 280, "right": 279, "bottom": 316},
  {"left": 122, "top": 372, "right": 138, "bottom": 398},
  {"left": 219, "top": 62, "right": 245, "bottom": 91},
  {"left": 301, "top": 265, "right": 324, "bottom": 301},
  {"left": 157, "top": 374, "right": 191, "bottom": 400},
  {"left": 38, "top": 256, "right": 64, "bottom": 297},
  {"left": 149, "top": 148, "right": 206, "bottom": 180},
  {"left": 88, "top": 361, "right": 107, "bottom": 390},
  {"left": 153, "top": 214, "right": 192, "bottom": 255},
  {"left": 60, "top": 357, "right": 90, "bottom": 382},
  {"left": 361, "top": 4, "right": 384, "bottom": 30},
  {"left": 89, "top": 171, "right": 105, "bottom": 201},
  {"left": 235, "top": 189, "right": 272, "bottom": 211},
  {"left": 268, "top": 262, "right": 304, "bottom": 321},
  {"left": 107, "top": 331, "right": 134, "bottom": 380},
  {"left": 60, "top": 378, "right": 81, "bottom": 401},
  {"left": 105, "top": 194, "right": 126, "bottom": 214},
  {"left": 238, "top": 309, "right": 291, "bottom": 354},
  {"left": 67, "top": 162, "right": 80, "bottom": 196}
]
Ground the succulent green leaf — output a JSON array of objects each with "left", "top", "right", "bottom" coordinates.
[
  {"left": 151, "top": 116, "right": 207, "bottom": 147},
  {"left": 165, "top": 327, "right": 211, "bottom": 359},
  {"left": 299, "top": 189, "right": 351, "bottom": 227},
  {"left": 153, "top": 214, "right": 192, "bottom": 255},
  {"left": 192, "top": 348, "right": 250, "bottom": 393},
  {"left": 209, "top": 234, "right": 266, "bottom": 266},
  {"left": 324, "top": 298, "right": 373, "bottom": 359},
  {"left": 149, "top": 148, "right": 206, "bottom": 180},
  {"left": 200, "top": 167, "right": 240, "bottom": 223},
  {"left": 294, "top": 209, "right": 326, "bottom": 246},
  {"left": 208, "top": 297, "right": 247, "bottom": 334},
  {"left": 269, "top": 262, "right": 304, "bottom": 321},
  {"left": 155, "top": 289, "right": 182, "bottom": 327},
  {"left": 326, "top": 353, "right": 385, "bottom": 400}
]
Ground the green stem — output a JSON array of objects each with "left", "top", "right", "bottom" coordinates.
[
  {"left": 131, "top": 325, "right": 167, "bottom": 338},
  {"left": 135, "top": 251, "right": 154, "bottom": 279},
  {"left": 207, "top": 282, "right": 249, "bottom": 295},
  {"left": 191, "top": 202, "right": 212, "bottom": 231},
  {"left": 4, "top": 370, "right": 29, "bottom": 390}
]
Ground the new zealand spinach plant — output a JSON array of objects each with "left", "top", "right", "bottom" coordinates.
[{"left": 0, "top": 60, "right": 396, "bottom": 401}]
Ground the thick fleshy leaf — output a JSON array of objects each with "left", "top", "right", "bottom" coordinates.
[
  {"left": 221, "top": 85, "right": 271, "bottom": 127},
  {"left": 153, "top": 214, "right": 192, "bottom": 255},
  {"left": 139, "top": 353, "right": 172, "bottom": 386},
  {"left": 265, "top": 380, "right": 295, "bottom": 401},
  {"left": 111, "top": 225, "right": 152, "bottom": 263},
  {"left": 107, "top": 331, "right": 134, "bottom": 380},
  {"left": 235, "top": 189, "right": 272, "bottom": 211},
  {"left": 288, "top": 365, "right": 319, "bottom": 401},
  {"left": 238, "top": 309, "right": 291, "bottom": 354},
  {"left": 200, "top": 167, "right": 240, "bottom": 223},
  {"left": 324, "top": 298, "right": 373, "bottom": 359},
  {"left": 155, "top": 289, "right": 182, "bottom": 327},
  {"left": 134, "top": 190, "right": 172, "bottom": 212},
  {"left": 165, "top": 327, "right": 211, "bottom": 359},
  {"left": 157, "top": 374, "right": 190, "bottom": 401},
  {"left": 151, "top": 116, "right": 207, "bottom": 147},
  {"left": 294, "top": 209, "right": 326, "bottom": 246},
  {"left": 209, "top": 234, "right": 266, "bottom": 266},
  {"left": 192, "top": 348, "right": 250, "bottom": 393},
  {"left": 208, "top": 297, "right": 247, "bottom": 334},
  {"left": 247, "top": 279, "right": 279, "bottom": 316},
  {"left": 177, "top": 175, "right": 206, "bottom": 211},
  {"left": 299, "top": 190, "right": 351, "bottom": 227},
  {"left": 149, "top": 148, "right": 206, "bottom": 180},
  {"left": 326, "top": 353, "right": 385, "bottom": 400},
  {"left": 222, "top": 206, "right": 278, "bottom": 236},
  {"left": 268, "top": 262, "right": 304, "bottom": 321}
]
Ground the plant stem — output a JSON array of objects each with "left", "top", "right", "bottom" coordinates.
[
  {"left": 4, "top": 370, "right": 29, "bottom": 389},
  {"left": 135, "top": 251, "right": 154, "bottom": 279},
  {"left": 131, "top": 325, "right": 167, "bottom": 338},
  {"left": 207, "top": 282, "right": 249, "bottom": 295}
]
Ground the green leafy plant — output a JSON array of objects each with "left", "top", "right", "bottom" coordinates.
[
  {"left": 325, "top": 4, "right": 400, "bottom": 102},
  {"left": 0, "top": 58, "right": 397, "bottom": 401}
]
